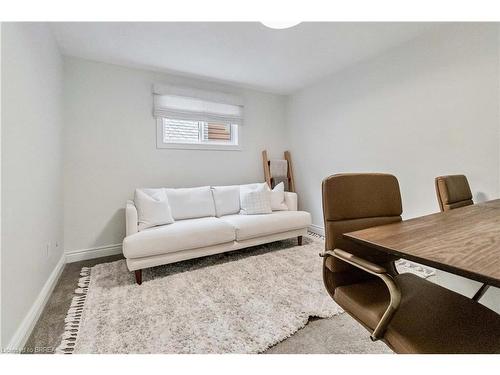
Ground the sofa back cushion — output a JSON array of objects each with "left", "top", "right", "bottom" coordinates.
[
  {"left": 212, "top": 185, "right": 241, "bottom": 217},
  {"left": 165, "top": 186, "right": 216, "bottom": 220},
  {"left": 134, "top": 188, "right": 174, "bottom": 231}
]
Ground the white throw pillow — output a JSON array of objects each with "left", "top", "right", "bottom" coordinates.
[
  {"left": 239, "top": 182, "right": 268, "bottom": 212},
  {"left": 240, "top": 182, "right": 269, "bottom": 192},
  {"left": 165, "top": 186, "right": 216, "bottom": 220},
  {"left": 212, "top": 185, "right": 241, "bottom": 217},
  {"left": 134, "top": 188, "right": 174, "bottom": 231},
  {"left": 240, "top": 184, "right": 272, "bottom": 215},
  {"left": 270, "top": 182, "right": 288, "bottom": 211}
]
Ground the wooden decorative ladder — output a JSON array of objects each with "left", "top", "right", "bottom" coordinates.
[{"left": 262, "top": 150, "right": 295, "bottom": 192}]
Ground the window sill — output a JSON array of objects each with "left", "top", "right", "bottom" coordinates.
[{"left": 156, "top": 142, "right": 242, "bottom": 151}]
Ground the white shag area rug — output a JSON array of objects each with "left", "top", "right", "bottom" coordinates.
[{"left": 57, "top": 234, "right": 434, "bottom": 354}]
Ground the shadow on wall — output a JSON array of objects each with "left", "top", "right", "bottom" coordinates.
[
  {"left": 94, "top": 208, "right": 126, "bottom": 247},
  {"left": 475, "top": 192, "right": 489, "bottom": 203}
]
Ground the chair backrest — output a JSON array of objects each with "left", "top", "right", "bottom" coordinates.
[
  {"left": 435, "top": 175, "right": 473, "bottom": 212},
  {"left": 321, "top": 173, "right": 403, "bottom": 293}
]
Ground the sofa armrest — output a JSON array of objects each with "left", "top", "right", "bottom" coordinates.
[
  {"left": 126, "top": 200, "right": 138, "bottom": 236},
  {"left": 284, "top": 192, "right": 298, "bottom": 211}
]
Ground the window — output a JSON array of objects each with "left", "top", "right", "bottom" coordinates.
[
  {"left": 160, "top": 118, "right": 239, "bottom": 148},
  {"left": 153, "top": 84, "right": 243, "bottom": 150}
]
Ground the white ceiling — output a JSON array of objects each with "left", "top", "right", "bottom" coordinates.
[{"left": 51, "top": 22, "right": 441, "bottom": 94}]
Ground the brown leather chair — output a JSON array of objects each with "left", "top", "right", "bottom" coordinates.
[
  {"left": 321, "top": 173, "right": 500, "bottom": 353},
  {"left": 435, "top": 174, "right": 490, "bottom": 301},
  {"left": 435, "top": 174, "right": 473, "bottom": 211}
]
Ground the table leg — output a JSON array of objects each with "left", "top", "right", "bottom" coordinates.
[{"left": 472, "top": 283, "right": 490, "bottom": 301}]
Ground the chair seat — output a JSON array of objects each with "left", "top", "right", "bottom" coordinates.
[{"left": 334, "top": 273, "right": 500, "bottom": 353}]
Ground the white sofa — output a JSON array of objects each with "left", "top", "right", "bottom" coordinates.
[{"left": 123, "top": 184, "right": 312, "bottom": 284}]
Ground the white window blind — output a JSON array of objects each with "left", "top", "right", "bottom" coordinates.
[
  {"left": 153, "top": 84, "right": 244, "bottom": 125},
  {"left": 163, "top": 118, "right": 200, "bottom": 143},
  {"left": 154, "top": 84, "right": 243, "bottom": 150}
]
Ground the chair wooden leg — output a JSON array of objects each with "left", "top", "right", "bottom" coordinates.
[
  {"left": 135, "top": 270, "right": 142, "bottom": 285},
  {"left": 298, "top": 236, "right": 303, "bottom": 246}
]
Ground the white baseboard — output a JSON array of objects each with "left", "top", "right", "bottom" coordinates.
[
  {"left": 6, "top": 254, "right": 65, "bottom": 352},
  {"left": 65, "top": 243, "right": 122, "bottom": 263},
  {"left": 6, "top": 243, "right": 122, "bottom": 351},
  {"left": 308, "top": 224, "right": 325, "bottom": 237}
]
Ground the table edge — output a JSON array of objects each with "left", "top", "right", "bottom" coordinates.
[{"left": 343, "top": 233, "right": 500, "bottom": 289}]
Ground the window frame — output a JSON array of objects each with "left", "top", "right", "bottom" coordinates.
[{"left": 156, "top": 118, "right": 242, "bottom": 151}]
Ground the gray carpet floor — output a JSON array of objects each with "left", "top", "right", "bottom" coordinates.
[{"left": 25, "top": 251, "right": 391, "bottom": 354}]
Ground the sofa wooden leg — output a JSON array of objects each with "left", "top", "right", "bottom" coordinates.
[
  {"left": 135, "top": 270, "right": 142, "bottom": 285},
  {"left": 298, "top": 236, "right": 303, "bottom": 246}
]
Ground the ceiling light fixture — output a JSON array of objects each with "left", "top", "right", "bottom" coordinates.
[{"left": 261, "top": 21, "right": 301, "bottom": 30}]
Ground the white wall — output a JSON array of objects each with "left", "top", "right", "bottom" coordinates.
[
  {"left": 63, "top": 57, "right": 288, "bottom": 254},
  {"left": 286, "top": 23, "right": 500, "bottom": 312},
  {"left": 1, "top": 23, "right": 64, "bottom": 347},
  {"left": 288, "top": 23, "right": 499, "bottom": 225}
]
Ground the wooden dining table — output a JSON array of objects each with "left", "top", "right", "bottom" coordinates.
[{"left": 343, "top": 199, "right": 500, "bottom": 291}]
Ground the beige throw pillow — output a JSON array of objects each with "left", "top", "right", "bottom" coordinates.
[{"left": 239, "top": 183, "right": 272, "bottom": 215}]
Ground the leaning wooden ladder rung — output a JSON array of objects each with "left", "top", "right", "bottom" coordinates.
[{"left": 262, "top": 150, "right": 295, "bottom": 192}]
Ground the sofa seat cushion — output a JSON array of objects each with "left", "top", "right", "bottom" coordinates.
[
  {"left": 220, "top": 211, "right": 311, "bottom": 241},
  {"left": 123, "top": 217, "right": 236, "bottom": 259}
]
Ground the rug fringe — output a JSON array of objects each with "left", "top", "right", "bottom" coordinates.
[
  {"left": 396, "top": 259, "right": 436, "bottom": 278},
  {"left": 55, "top": 267, "right": 91, "bottom": 354},
  {"left": 307, "top": 230, "right": 324, "bottom": 240}
]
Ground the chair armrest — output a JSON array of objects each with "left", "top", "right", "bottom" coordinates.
[
  {"left": 332, "top": 249, "right": 387, "bottom": 274},
  {"left": 284, "top": 191, "right": 298, "bottom": 211},
  {"left": 126, "top": 200, "right": 138, "bottom": 236},
  {"left": 321, "top": 248, "right": 401, "bottom": 341}
]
